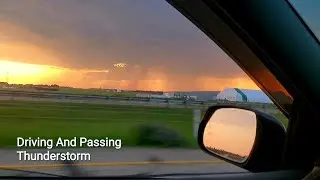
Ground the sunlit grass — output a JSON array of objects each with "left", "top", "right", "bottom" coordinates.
[{"left": 0, "top": 101, "right": 196, "bottom": 148}]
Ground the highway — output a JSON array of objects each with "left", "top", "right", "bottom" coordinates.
[
  {"left": 0, "top": 90, "right": 278, "bottom": 113},
  {"left": 0, "top": 148, "right": 246, "bottom": 176},
  {"left": 0, "top": 91, "right": 254, "bottom": 176}
]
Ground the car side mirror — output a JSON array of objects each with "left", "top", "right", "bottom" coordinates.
[{"left": 198, "top": 105, "right": 286, "bottom": 172}]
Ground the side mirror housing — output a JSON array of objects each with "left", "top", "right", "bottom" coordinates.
[{"left": 198, "top": 105, "right": 286, "bottom": 172}]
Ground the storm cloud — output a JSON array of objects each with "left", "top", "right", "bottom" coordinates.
[{"left": 0, "top": 0, "right": 317, "bottom": 90}]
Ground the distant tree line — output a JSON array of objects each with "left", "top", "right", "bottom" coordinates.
[
  {"left": 0, "top": 82, "right": 63, "bottom": 91},
  {"left": 207, "top": 146, "right": 247, "bottom": 161}
]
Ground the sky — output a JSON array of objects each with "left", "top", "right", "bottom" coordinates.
[
  {"left": 0, "top": 0, "right": 318, "bottom": 91},
  {"left": 203, "top": 108, "right": 257, "bottom": 156}
]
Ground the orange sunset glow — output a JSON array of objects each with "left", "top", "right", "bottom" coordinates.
[
  {"left": 0, "top": 0, "right": 261, "bottom": 91},
  {"left": 203, "top": 108, "right": 257, "bottom": 156},
  {"left": 0, "top": 59, "right": 259, "bottom": 91},
  {"left": 0, "top": 60, "right": 63, "bottom": 85}
]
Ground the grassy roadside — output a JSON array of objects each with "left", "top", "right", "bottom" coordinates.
[
  {"left": 0, "top": 100, "right": 287, "bottom": 149},
  {"left": 0, "top": 100, "right": 197, "bottom": 148},
  {"left": 0, "top": 87, "right": 137, "bottom": 97}
]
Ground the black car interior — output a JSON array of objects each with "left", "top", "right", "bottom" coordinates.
[{"left": 165, "top": 0, "right": 320, "bottom": 179}]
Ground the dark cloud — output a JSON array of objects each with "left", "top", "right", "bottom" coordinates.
[
  {"left": 1, "top": 0, "right": 318, "bottom": 90},
  {"left": 0, "top": 0, "right": 244, "bottom": 79}
]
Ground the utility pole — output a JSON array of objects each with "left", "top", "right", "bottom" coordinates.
[{"left": 6, "top": 71, "right": 9, "bottom": 84}]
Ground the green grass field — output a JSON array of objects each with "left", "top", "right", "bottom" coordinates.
[
  {"left": 58, "top": 87, "right": 137, "bottom": 97},
  {"left": 0, "top": 100, "right": 288, "bottom": 148},
  {"left": 0, "top": 87, "right": 137, "bottom": 97},
  {"left": 0, "top": 100, "right": 196, "bottom": 148}
]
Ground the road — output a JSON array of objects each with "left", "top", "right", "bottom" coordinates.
[
  {"left": 0, "top": 94, "right": 251, "bottom": 176},
  {"left": 0, "top": 94, "right": 279, "bottom": 114},
  {"left": 0, "top": 95, "right": 191, "bottom": 108},
  {"left": 0, "top": 148, "right": 246, "bottom": 176}
]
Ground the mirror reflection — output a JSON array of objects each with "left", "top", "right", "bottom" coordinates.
[{"left": 203, "top": 108, "right": 257, "bottom": 163}]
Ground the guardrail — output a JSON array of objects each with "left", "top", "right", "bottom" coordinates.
[{"left": 0, "top": 89, "right": 276, "bottom": 109}]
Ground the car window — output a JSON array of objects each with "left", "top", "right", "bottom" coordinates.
[
  {"left": 288, "top": 0, "right": 320, "bottom": 41},
  {"left": 287, "top": 0, "right": 320, "bottom": 100},
  {"left": 0, "top": 0, "right": 288, "bottom": 176}
]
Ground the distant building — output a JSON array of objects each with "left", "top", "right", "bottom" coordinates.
[
  {"left": 174, "top": 91, "right": 219, "bottom": 101},
  {"left": 134, "top": 90, "right": 164, "bottom": 95},
  {"left": 163, "top": 92, "right": 175, "bottom": 98},
  {"left": 189, "top": 96, "right": 197, "bottom": 100},
  {"left": 0, "top": 82, "right": 9, "bottom": 88},
  {"left": 34, "top": 87, "right": 59, "bottom": 91},
  {"left": 216, "top": 88, "right": 272, "bottom": 103},
  {"left": 136, "top": 92, "right": 174, "bottom": 99}
]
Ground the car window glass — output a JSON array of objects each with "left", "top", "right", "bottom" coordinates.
[
  {"left": 289, "top": 0, "right": 320, "bottom": 41},
  {"left": 0, "top": 0, "right": 288, "bottom": 176}
]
